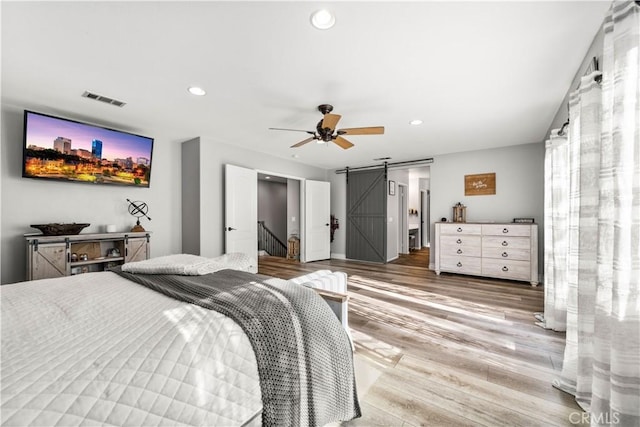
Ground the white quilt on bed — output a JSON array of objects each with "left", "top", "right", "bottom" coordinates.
[
  {"left": 121, "top": 253, "right": 255, "bottom": 276},
  {"left": 1, "top": 272, "right": 262, "bottom": 426}
]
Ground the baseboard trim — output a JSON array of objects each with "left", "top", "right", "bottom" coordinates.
[{"left": 331, "top": 253, "right": 346, "bottom": 260}]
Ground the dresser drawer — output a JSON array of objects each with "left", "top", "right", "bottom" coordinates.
[
  {"left": 482, "top": 224, "right": 531, "bottom": 237},
  {"left": 482, "top": 246, "right": 530, "bottom": 261},
  {"left": 439, "top": 223, "right": 482, "bottom": 235},
  {"left": 439, "top": 235, "right": 481, "bottom": 257},
  {"left": 440, "top": 256, "right": 482, "bottom": 275},
  {"left": 482, "top": 236, "right": 530, "bottom": 250},
  {"left": 482, "top": 259, "right": 531, "bottom": 281}
]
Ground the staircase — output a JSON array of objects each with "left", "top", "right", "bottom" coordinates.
[{"left": 257, "top": 221, "right": 287, "bottom": 257}]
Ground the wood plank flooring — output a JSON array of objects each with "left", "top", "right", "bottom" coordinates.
[{"left": 259, "top": 250, "right": 582, "bottom": 427}]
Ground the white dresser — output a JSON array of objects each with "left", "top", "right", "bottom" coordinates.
[{"left": 434, "top": 222, "right": 538, "bottom": 286}]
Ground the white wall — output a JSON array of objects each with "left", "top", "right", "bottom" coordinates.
[
  {"left": 546, "top": 24, "right": 605, "bottom": 141},
  {"left": 194, "top": 137, "right": 327, "bottom": 258},
  {"left": 1, "top": 104, "right": 183, "bottom": 284},
  {"left": 429, "top": 142, "right": 544, "bottom": 268}
]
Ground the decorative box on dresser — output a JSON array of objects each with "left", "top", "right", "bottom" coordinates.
[
  {"left": 434, "top": 222, "right": 538, "bottom": 286},
  {"left": 25, "top": 231, "right": 151, "bottom": 281}
]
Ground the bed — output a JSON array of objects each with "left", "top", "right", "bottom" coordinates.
[{"left": 0, "top": 254, "right": 360, "bottom": 426}]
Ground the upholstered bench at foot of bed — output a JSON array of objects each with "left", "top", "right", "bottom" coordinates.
[{"left": 289, "top": 271, "right": 353, "bottom": 348}]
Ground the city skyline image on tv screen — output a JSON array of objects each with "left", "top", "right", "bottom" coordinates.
[{"left": 22, "top": 111, "right": 154, "bottom": 187}]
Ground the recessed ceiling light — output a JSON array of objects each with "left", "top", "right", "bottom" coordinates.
[
  {"left": 311, "top": 9, "right": 335, "bottom": 30},
  {"left": 292, "top": 154, "right": 299, "bottom": 158},
  {"left": 410, "top": 119, "right": 423, "bottom": 125},
  {"left": 188, "top": 86, "right": 206, "bottom": 96},
  {"left": 265, "top": 176, "right": 271, "bottom": 179}
]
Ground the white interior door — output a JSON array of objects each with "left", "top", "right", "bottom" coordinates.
[
  {"left": 398, "top": 184, "right": 409, "bottom": 254},
  {"left": 304, "top": 180, "right": 330, "bottom": 262},
  {"left": 225, "top": 164, "right": 258, "bottom": 273}
]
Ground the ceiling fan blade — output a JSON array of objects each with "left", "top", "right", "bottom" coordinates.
[
  {"left": 269, "top": 127, "right": 315, "bottom": 134},
  {"left": 322, "top": 113, "right": 342, "bottom": 130},
  {"left": 290, "top": 136, "right": 316, "bottom": 148},
  {"left": 333, "top": 136, "right": 354, "bottom": 150},
  {"left": 338, "top": 126, "right": 385, "bottom": 135}
]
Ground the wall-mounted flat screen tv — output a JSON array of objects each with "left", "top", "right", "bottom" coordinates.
[{"left": 22, "top": 110, "right": 154, "bottom": 187}]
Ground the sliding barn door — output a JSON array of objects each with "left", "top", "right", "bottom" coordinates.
[{"left": 346, "top": 169, "right": 387, "bottom": 263}]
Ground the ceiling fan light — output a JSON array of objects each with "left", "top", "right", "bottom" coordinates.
[
  {"left": 311, "top": 9, "right": 335, "bottom": 30},
  {"left": 316, "top": 139, "right": 326, "bottom": 144}
]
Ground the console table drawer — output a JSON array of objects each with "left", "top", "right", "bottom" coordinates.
[
  {"left": 440, "top": 256, "right": 482, "bottom": 275},
  {"left": 482, "top": 259, "right": 531, "bottom": 281}
]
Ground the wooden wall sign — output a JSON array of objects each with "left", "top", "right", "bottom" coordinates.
[{"left": 465, "top": 173, "right": 496, "bottom": 196}]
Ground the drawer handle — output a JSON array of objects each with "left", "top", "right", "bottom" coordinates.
[
  {"left": 502, "top": 266, "right": 509, "bottom": 272},
  {"left": 502, "top": 252, "right": 508, "bottom": 257},
  {"left": 502, "top": 241, "right": 508, "bottom": 246},
  {"left": 503, "top": 228, "right": 509, "bottom": 233},
  {"left": 457, "top": 262, "right": 462, "bottom": 267},
  {"left": 457, "top": 227, "right": 463, "bottom": 232},
  {"left": 457, "top": 249, "right": 463, "bottom": 254},
  {"left": 456, "top": 239, "right": 462, "bottom": 244}
]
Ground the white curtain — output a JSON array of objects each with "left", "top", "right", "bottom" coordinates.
[{"left": 544, "top": 2, "right": 640, "bottom": 425}]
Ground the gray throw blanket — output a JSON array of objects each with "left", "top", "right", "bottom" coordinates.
[{"left": 114, "top": 268, "right": 360, "bottom": 426}]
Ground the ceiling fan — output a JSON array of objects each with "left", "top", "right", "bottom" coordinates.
[{"left": 269, "top": 104, "right": 384, "bottom": 150}]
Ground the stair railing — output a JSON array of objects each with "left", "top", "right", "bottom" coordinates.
[{"left": 257, "top": 221, "right": 287, "bottom": 257}]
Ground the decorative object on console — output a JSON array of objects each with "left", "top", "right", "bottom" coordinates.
[
  {"left": 464, "top": 172, "right": 496, "bottom": 196},
  {"left": 30, "top": 223, "right": 90, "bottom": 236},
  {"left": 127, "top": 199, "right": 151, "bottom": 232},
  {"left": 108, "top": 247, "right": 121, "bottom": 257},
  {"left": 452, "top": 202, "right": 467, "bottom": 223}
]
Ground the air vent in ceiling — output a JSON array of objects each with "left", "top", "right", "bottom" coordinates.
[{"left": 82, "top": 91, "right": 126, "bottom": 107}]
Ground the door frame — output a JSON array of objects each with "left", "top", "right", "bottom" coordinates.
[
  {"left": 398, "top": 183, "right": 409, "bottom": 254},
  {"left": 256, "top": 169, "right": 306, "bottom": 261},
  {"left": 420, "top": 189, "right": 430, "bottom": 247}
]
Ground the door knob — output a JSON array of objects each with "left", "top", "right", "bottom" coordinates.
[{"left": 227, "top": 227, "right": 236, "bottom": 231}]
